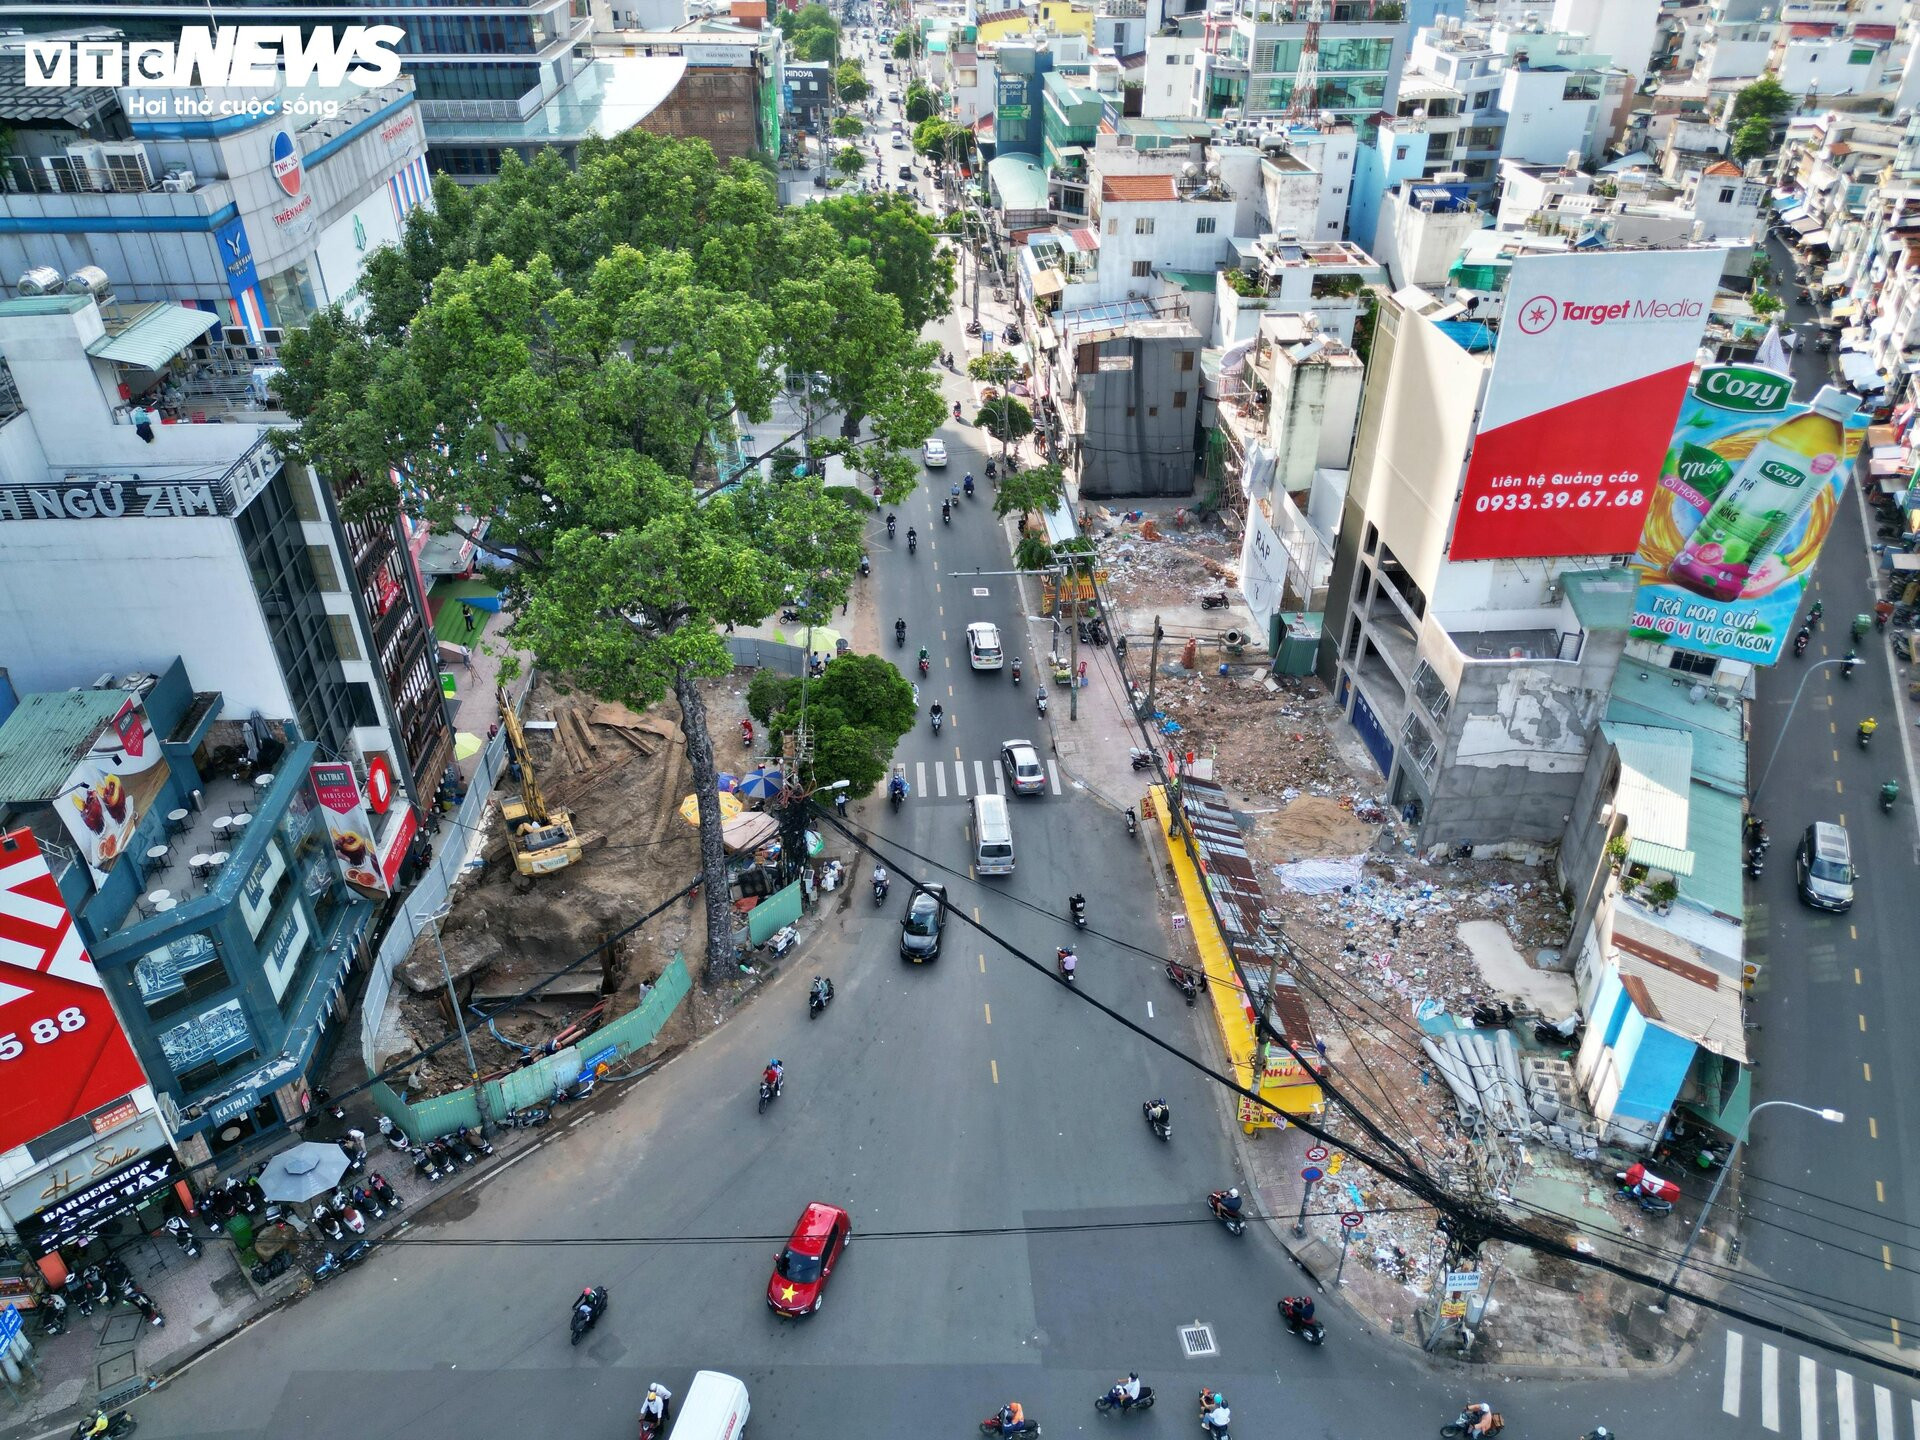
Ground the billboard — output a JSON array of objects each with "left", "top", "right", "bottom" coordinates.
[
  {"left": 1448, "top": 249, "right": 1724, "bottom": 563},
  {"left": 309, "top": 762, "right": 388, "bottom": 896},
  {"left": 1631, "top": 368, "right": 1866, "bottom": 664},
  {"left": 54, "top": 697, "right": 170, "bottom": 887},
  {"left": 0, "top": 829, "right": 148, "bottom": 1155}
]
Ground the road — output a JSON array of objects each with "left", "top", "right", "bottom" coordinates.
[{"left": 1726, "top": 233, "right": 1920, "bottom": 1357}]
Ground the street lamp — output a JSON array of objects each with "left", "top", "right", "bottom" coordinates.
[
  {"left": 1655, "top": 1099, "right": 1843, "bottom": 1307},
  {"left": 1753, "top": 656, "right": 1857, "bottom": 796}
]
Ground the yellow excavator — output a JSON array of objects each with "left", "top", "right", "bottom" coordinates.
[{"left": 496, "top": 687, "right": 581, "bottom": 876}]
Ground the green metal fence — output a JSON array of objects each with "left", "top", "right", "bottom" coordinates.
[{"left": 747, "top": 882, "right": 803, "bottom": 946}]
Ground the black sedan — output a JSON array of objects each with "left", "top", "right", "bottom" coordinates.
[{"left": 900, "top": 882, "right": 946, "bottom": 962}]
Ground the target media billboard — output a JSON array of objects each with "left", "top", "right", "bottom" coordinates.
[{"left": 1448, "top": 249, "right": 1724, "bottom": 563}]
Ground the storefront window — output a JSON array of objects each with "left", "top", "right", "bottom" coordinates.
[
  {"left": 131, "top": 931, "right": 230, "bottom": 1021},
  {"left": 260, "top": 262, "right": 318, "bottom": 332},
  {"left": 158, "top": 998, "right": 259, "bottom": 1095}
]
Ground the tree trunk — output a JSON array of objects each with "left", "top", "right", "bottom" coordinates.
[{"left": 674, "top": 666, "right": 738, "bottom": 985}]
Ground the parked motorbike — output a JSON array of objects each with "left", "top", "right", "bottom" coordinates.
[
  {"left": 570, "top": 1285, "right": 610, "bottom": 1345},
  {"left": 413, "top": 1145, "right": 441, "bottom": 1183},
  {"left": 499, "top": 1107, "right": 550, "bottom": 1129},
  {"left": 378, "top": 1114, "right": 413, "bottom": 1153},
  {"left": 312, "top": 1202, "right": 345, "bottom": 1242},
  {"left": 352, "top": 1184, "right": 384, "bottom": 1222},
  {"left": 1206, "top": 1191, "right": 1246, "bottom": 1236},
  {"left": 1199, "top": 593, "right": 1230, "bottom": 610},
  {"left": 124, "top": 1287, "right": 164, "bottom": 1327},
  {"left": 1166, "top": 961, "right": 1199, "bottom": 1005},
  {"left": 1126, "top": 808, "right": 1139, "bottom": 840},
  {"left": 1096, "top": 1386, "right": 1156, "bottom": 1416},
  {"left": 1129, "top": 748, "right": 1153, "bottom": 772},
  {"left": 448, "top": 1130, "right": 478, "bottom": 1168},
  {"left": 458, "top": 1124, "right": 493, "bottom": 1158},
  {"left": 1470, "top": 1000, "right": 1513, "bottom": 1029},
  {"left": 369, "top": 1173, "right": 402, "bottom": 1210},
  {"left": 38, "top": 1293, "right": 68, "bottom": 1337},
  {"left": 1143, "top": 1101, "right": 1172, "bottom": 1142},
  {"left": 164, "top": 1214, "right": 200, "bottom": 1259}
]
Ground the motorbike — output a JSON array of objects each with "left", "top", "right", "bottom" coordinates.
[
  {"left": 964, "top": 475, "right": 975, "bottom": 498},
  {"left": 378, "top": 1114, "right": 413, "bottom": 1153},
  {"left": 1198, "top": 1394, "right": 1233, "bottom": 1440},
  {"left": 809, "top": 978, "right": 835, "bottom": 1018},
  {"left": 895, "top": 621, "right": 907, "bottom": 647},
  {"left": 1207, "top": 1192, "right": 1246, "bottom": 1236},
  {"left": 966, "top": 318, "right": 982, "bottom": 336},
  {"left": 1617, "top": 1187, "right": 1675, "bottom": 1216},
  {"left": 413, "top": 1145, "right": 441, "bottom": 1183},
  {"left": 1843, "top": 653, "right": 1859, "bottom": 679},
  {"left": 908, "top": 534, "right": 918, "bottom": 555},
  {"left": 1126, "top": 809, "right": 1138, "bottom": 840},
  {"left": 859, "top": 555, "right": 871, "bottom": 577},
  {"left": 1143, "top": 1102, "right": 1171, "bottom": 1142},
  {"left": 1199, "top": 593, "right": 1230, "bottom": 610},
  {"left": 886, "top": 515, "right": 896, "bottom": 538},
  {"left": 1129, "top": 748, "right": 1153, "bottom": 772},
  {"left": 1036, "top": 687, "right": 1049, "bottom": 716},
  {"left": 1279, "top": 1300, "right": 1325, "bottom": 1345},
  {"left": 874, "top": 871, "right": 890, "bottom": 905},
  {"left": 1859, "top": 724, "right": 1876, "bottom": 750},
  {"left": 919, "top": 654, "right": 930, "bottom": 676},
  {"left": 1883, "top": 781, "right": 1901, "bottom": 813},
  {"left": 124, "top": 1287, "right": 164, "bottom": 1327},
  {"left": 953, "top": 401, "right": 963, "bottom": 419},
  {"left": 942, "top": 501, "right": 952, "bottom": 524},
  {"left": 1471, "top": 1000, "right": 1513, "bottom": 1029},
  {"left": 312, "top": 1202, "right": 345, "bottom": 1242},
  {"left": 1793, "top": 631, "right": 1809, "bottom": 656},
  {"left": 332, "top": 1189, "right": 367, "bottom": 1235},
  {"left": 1167, "top": 961, "right": 1199, "bottom": 1005},
  {"left": 890, "top": 778, "right": 906, "bottom": 811},
  {"left": 337, "top": 1136, "right": 366, "bottom": 1174},
  {"left": 164, "top": 1214, "right": 200, "bottom": 1258},
  {"left": 73, "top": 1412, "right": 135, "bottom": 1439},
  {"left": 741, "top": 719, "right": 755, "bottom": 749},
  {"left": 352, "top": 1183, "right": 384, "bottom": 1222},
  {"left": 369, "top": 1173, "right": 402, "bottom": 1210},
  {"left": 1745, "top": 851, "right": 1764, "bottom": 880},
  {"left": 758, "top": 1073, "right": 784, "bottom": 1114},
  {"left": 979, "top": 1413, "right": 1041, "bottom": 1438},
  {"left": 1069, "top": 894, "right": 1087, "bottom": 929},
  {"left": 37, "top": 1293, "right": 68, "bottom": 1337},
  {"left": 1011, "top": 658, "right": 1022, "bottom": 685},
  {"left": 1096, "top": 1387, "right": 1156, "bottom": 1416},
  {"left": 1441, "top": 1411, "right": 1505, "bottom": 1439},
  {"left": 1057, "top": 947, "right": 1077, "bottom": 983},
  {"left": 458, "top": 1124, "right": 494, "bottom": 1158},
  {"left": 986, "top": 459, "right": 997, "bottom": 479},
  {"left": 570, "top": 1285, "right": 610, "bottom": 1346}
]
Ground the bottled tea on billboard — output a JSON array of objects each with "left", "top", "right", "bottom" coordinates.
[{"left": 1667, "top": 386, "right": 1858, "bottom": 601}]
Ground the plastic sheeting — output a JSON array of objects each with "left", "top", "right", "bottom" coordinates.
[{"left": 1271, "top": 855, "right": 1368, "bottom": 894}]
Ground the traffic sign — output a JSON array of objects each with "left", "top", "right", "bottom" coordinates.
[
  {"left": 1300, "top": 1166, "right": 1323, "bottom": 1184},
  {"left": 1305, "top": 1145, "right": 1329, "bottom": 1162},
  {"left": 0, "top": 1304, "right": 20, "bottom": 1347},
  {"left": 1339, "top": 1211, "right": 1364, "bottom": 1229}
]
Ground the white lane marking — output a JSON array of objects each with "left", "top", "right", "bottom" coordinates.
[
  {"left": 918, "top": 761, "right": 930, "bottom": 797},
  {"left": 1908, "top": 1398, "right": 1919, "bottom": 1440},
  {"left": 1802, "top": 1358, "right": 1820, "bottom": 1440},
  {"left": 1874, "top": 1385, "right": 1893, "bottom": 1440},
  {"left": 1147, "top": 1001, "right": 1156, "bottom": 1020},
  {"left": 1761, "top": 1341, "right": 1780, "bottom": 1431},
  {"left": 993, "top": 763, "right": 1005, "bottom": 795},
  {"left": 1723, "top": 1331, "right": 1744, "bottom": 1418},
  {"left": 935, "top": 762, "right": 948, "bottom": 798},
  {"left": 1048, "top": 758, "right": 1061, "bottom": 794},
  {"left": 1836, "top": 1368, "right": 1856, "bottom": 1440},
  {"left": 955, "top": 760, "right": 967, "bottom": 797},
  {"left": 975, "top": 759, "right": 988, "bottom": 795}
]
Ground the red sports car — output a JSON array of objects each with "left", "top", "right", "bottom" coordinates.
[{"left": 767, "top": 1201, "right": 852, "bottom": 1317}]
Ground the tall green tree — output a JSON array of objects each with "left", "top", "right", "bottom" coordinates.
[
  {"left": 280, "top": 139, "right": 938, "bottom": 983},
  {"left": 831, "top": 113, "right": 864, "bottom": 139},
  {"left": 1732, "top": 73, "right": 1792, "bottom": 124},
  {"left": 892, "top": 30, "right": 921, "bottom": 58},
  {"left": 751, "top": 655, "right": 917, "bottom": 795},
  {"left": 992, "top": 462, "right": 1066, "bottom": 520},
  {"left": 905, "top": 81, "right": 936, "bottom": 123},
  {"left": 1733, "top": 115, "right": 1776, "bottom": 162},
  {"left": 813, "top": 192, "right": 955, "bottom": 333},
  {"left": 835, "top": 144, "right": 867, "bottom": 176},
  {"left": 835, "top": 61, "right": 872, "bottom": 103}
]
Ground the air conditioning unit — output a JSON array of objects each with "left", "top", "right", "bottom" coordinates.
[{"left": 161, "top": 170, "right": 197, "bottom": 193}]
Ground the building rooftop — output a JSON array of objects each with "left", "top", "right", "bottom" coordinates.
[
  {"left": 1101, "top": 173, "right": 1178, "bottom": 202},
  {"left": 1610, "top": 908, "right": 1747, "bottom": 1062},
  {"left": 1561, "top": 568, "right": 1637, "bottom": 630},
  {"left": 989, "top": 154, "right": 1050, "bottom": 210},
  {"left": 1605, "top": 667, "right": 1746, "bottom": 796},
  {"left": 0, "top": 689, "right": 136, "bottom": 805},
  {"left": 1603, "top": 722, "right": 1695, "bottom": 875}
]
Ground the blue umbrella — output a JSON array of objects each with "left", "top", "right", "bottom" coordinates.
[
  {"left": 716, "top": 773, "right": 739, "bottom": 792},
  {"left": 739, "top": 768, "right": 785, "bottom": 799}
]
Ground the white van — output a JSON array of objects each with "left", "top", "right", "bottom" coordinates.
[
  {"left": 970, "top": 793, "right": 1014, "bottom": 875},
  {"left": 966, "top": 621, "right": 1004, "bottom": 670},
  {"left": 672, "top": 1371, "right": 749, "bottom": 1440}
]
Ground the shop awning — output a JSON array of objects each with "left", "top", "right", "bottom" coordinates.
[
  {"left": 85, "top": 303, "right": 221, "bottom": 372},
  {"left": 1777, "top": 204, "right": 1810, "bottom": 224},
  {"left": 1801, "top": 229, "right": 1833, "bottom": 248},
  {"left": 1832, "top": 299, "right": 1861, "bottom": 319},
  {"left": 1841, "top": 350, "right": 1887, "bottom": 389},
  {"left": 1788, "top": 215, "right": 1823, "bottom": 237},
  {"left": 1031, "top": 267, "right": 1065, "bottom": 297}
]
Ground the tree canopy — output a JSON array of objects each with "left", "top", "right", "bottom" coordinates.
[
  {"left": 892, "top": 31, "right": 921, "bottom": 57},
  {"left": 748, "top": 655, "right": 917, "bottom": 795},
  {"left": 912, "top": 117, "right": 975, "bottom": 163},
  {"left": 278, "top": 130, "right": 941, "bottom": 981},
  {"left": 992, "top": 462, "right": 1066, "bottom": 521},
  {"left": 905, "top": 81, "right": 936, "bottom": 123},
  {"left": 834, "top": 61, "right": 872, "bottom": 103},
  {"left": 1732, "top": 74, "right": 1792, "bottom": 124},
  {"left": 811, "top": 191, "right": 955, "bottom": 334},
  {"left": 1733, "top": 115, "right": 1775, "bottom": 162}
]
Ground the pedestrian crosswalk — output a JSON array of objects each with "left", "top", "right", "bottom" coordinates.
[
  {"left": 910, "top": 755, "right": 1063, "bottom": 800},
  {"left": 1722, "top": 1330, "right": 1919, "bottom": 1440}
]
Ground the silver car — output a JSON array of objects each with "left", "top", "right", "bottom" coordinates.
[{"left": 1000, "top": 740, "right": 1046, "bottom": 795}]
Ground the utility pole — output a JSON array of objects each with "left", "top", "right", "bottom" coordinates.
[
  {"left": 1143, "top": 615, "right": 1165, "bottom": 724},
  {"left": 425, "top": 906, "right": 491, "bottom": 1135},
  {"left": 1067, "top": 555, "right": 1081, "bottom": 722}
]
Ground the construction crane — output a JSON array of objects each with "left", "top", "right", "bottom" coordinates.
[
  {"left": 1285, "top": 0, "right": 1323, "bottom": 121},
  {"left": 496, "top": 686, "right": 582, "bottom": 877}
]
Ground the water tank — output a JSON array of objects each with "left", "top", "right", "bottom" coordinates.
[
  {"left": 17, "top": 266, "right": 62, "bottom": 296},
  {"left": 63, "top": 266, "right": 111, "bottom": 301}
]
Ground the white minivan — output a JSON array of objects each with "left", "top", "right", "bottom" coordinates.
[
  {"left": 966, "top": 621, "right": 1004, "bottom": 670},
  {"left": 970, "top": 793, "right": 1014, "bottom": 875},
  {"left": 672, "top": 1371, "right": 749, "bottom": 1440}
]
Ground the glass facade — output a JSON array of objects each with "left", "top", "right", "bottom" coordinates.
[{"left": 236, "top": 472, "right": 363, "bottom": 754}]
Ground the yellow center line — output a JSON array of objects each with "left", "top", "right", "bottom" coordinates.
[
  {"left": 1871, "top": 1116, "right": 1880, "bottom": 1139},
  {"left": 1857, "top": 967, "right": 1864, "bottom": 983},
  {"left": 1861, "top": 1014, "right": 1868, "bottom": 1032},
  {"left": 1833, "top": 751, "right": 1840, "bottom": 765},
  {"left": 954, "top": 746, "right": 962, "bottom": 760},
  {"left": 1851, "top": 926, "right": 1859, "bottom": 942},
  {"left": 973, "top": 906, "right": 981, "bottom": 921},
  {"left": 1893, "top": 1318, "right": 1902, "bottom": 1346},
  {"left": 978, "top": 954, "right": 986, "bottom": 973},
  {"left": 1878, "top": 1180, "right": 1887, "bottom": 1203},
  {"left": 983, "top": 1004, "right": 991, "bottom": 1025},
  {"left": 1830, "top": 719, "right": 1837, "bottom": 732},
  {"left": 990, "top": 1059, "right": 999, "bottom": 1084},
  {"left": 1837, "top": 779, "right": 1844, "bottom": 794},
  {"left": 1886, "top": 1246, "right": 1895, "bottom": 1271},
  {"left": 1864, "top": 1062, "right": 1873, "bottom": 1082}
]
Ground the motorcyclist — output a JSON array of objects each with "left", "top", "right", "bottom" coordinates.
[
  {"left": 573, "top": 1285, "right": 605, "bottom": 1329},
  {"left": 1794, "top": 625, "right": 1810, "bottom": 653},
  {"left": 951, "top": 480, "right": 962, "bottom": 499},
  {"left": 895, "top": 618, "right": 907, "bottom": 644},
  {"left": 1844, "top": 647, "right": 1860, "bottom": 676},
  {"left": 762, "top": 1059, "right": 784, "bottom": 1096},
  {"left": 889, "top": 769, "right": 908, "bottom": 803},
  {"left": 1280, "top": 1295, "right": 1315, "bottom": 1328},
  {"left": 931, "top": 701, "right": 944, "bottom": 729},
  {"left": 79, "top": 1412, "right": 113, "bottom": 1440},
  {"left": 907, "top": 526, "right": 917, "bottom": 549},
  {"left": 640, "top": 1383, "right": 674, "bottom": 1434},
  {"left": 1860, "top": 717, "right": 1879, "bottom": 743},
  {"left": 886, "top": 512, "right": 897, "bottom": 537},
  {"left": 964, "top": 472, "right": 975, "bottom": 497},
  {"left": 1105, "top": 1373, "right": 1143, "bottom": 1410},
  {"left": 1056, "top": 945, "right": 1077, "bottom": 979},
  {"left": 1144, "top": 1098, "right": 1170, "bottom": 1129},
  {"left": 873, "top": 864, "right": 889, "bottom": 893},
  {"left": 1069, "top": 891, "right": 1086, "bottom": 915},
  {"left": 942, "top": 499, "right": 952, "bottom": 521},
  {"left": 1199, "top": 1392, "right": 1232, "bottom": 1438},
  {"left": 1465, "top": 1402, "right": 1501, "bottom": 1437},
  {"left": 996, "top": 1401, "right": 1028, "bottom": 1435},
  {"left": 810, "top": 976, "right": 833, "bottom": 1007},
  {"left": 1810, "top": 600, "right": 1824, "bottom": 624},
  {"left": 1209, "top": 1187, "right": 1243, "bottom": 1218}
]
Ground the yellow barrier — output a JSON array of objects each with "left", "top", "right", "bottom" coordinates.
[{"left": 1149, "top": 785, "right": 1323, "bottom": 1133}]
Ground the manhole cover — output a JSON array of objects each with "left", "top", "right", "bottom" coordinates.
[
  {"left": 1178, "top": 1322, "right": 1217, "bottom": 1358},
  {"left": 98, "top": 1314, "right": 141, "bottom": 1348},
  {"left": 96, "top": 1350, "right": 140, "bottom": 1391}
]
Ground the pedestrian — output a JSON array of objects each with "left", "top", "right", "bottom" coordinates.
[
  {"left": 462, "top": 643, "right": 476, "bottom": 672},
  {"left": 131, "top": 404, "right": 157, "bottom": 443},
  {"left": 461, "top": 602, "right": 476, "bottom": 637}
]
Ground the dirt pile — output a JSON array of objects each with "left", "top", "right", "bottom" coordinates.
[{"left": 1086, "top": 509, "right": 1240, "bottom": 610}]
